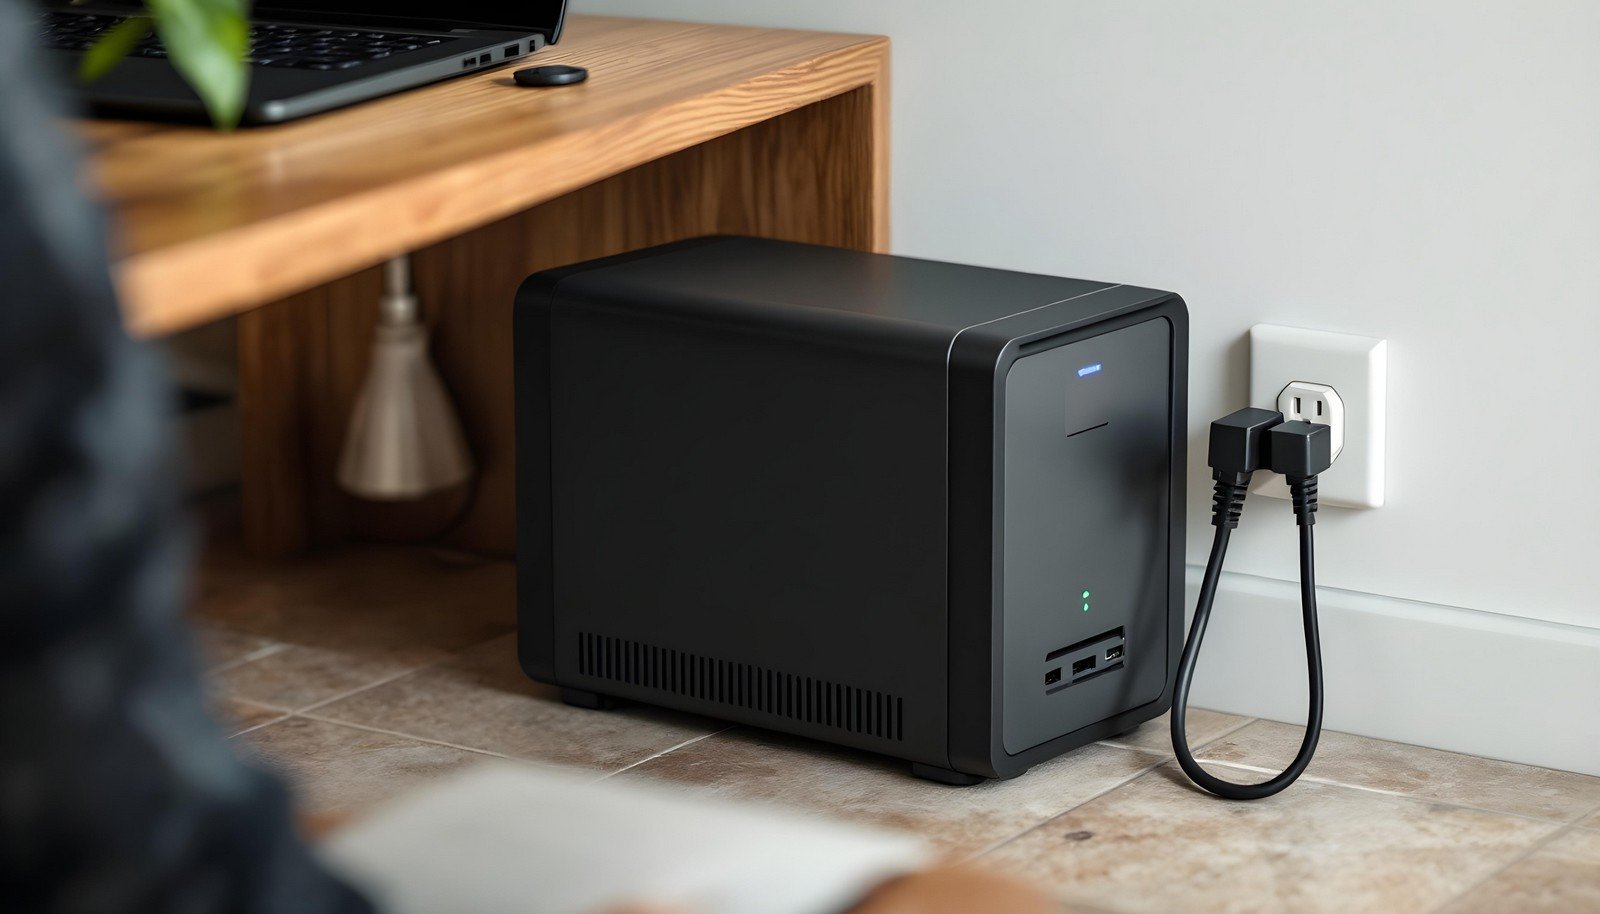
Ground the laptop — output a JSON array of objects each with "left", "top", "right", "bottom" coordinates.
[{"left": 38, "top": 2, "right": 569, "bottom": 125}]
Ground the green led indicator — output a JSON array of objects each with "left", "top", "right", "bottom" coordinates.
[{"left": 1082, "top": 590, "right": 1091, "bottom": 612}]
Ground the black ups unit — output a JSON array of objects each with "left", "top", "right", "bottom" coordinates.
[{"left": 515, "top": 237, "right": 1187, "bottom": 784}]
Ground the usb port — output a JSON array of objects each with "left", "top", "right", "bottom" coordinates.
[
  {"left": 1105, "top": 645, "right": 1124, "bottom": 662},
  {"left": 504, "top": 44, "right": 520, "bottom": 58},
  {"left": 1045, "top": 667, "right": 1062, "bottom": 686},
  {"left": 1071, "top": 656, "right": 1096, "bottom": 676}
]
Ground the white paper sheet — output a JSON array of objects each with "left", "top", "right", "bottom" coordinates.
[{"left": 322, "top": 762, "right": 932, "bottom": 914}]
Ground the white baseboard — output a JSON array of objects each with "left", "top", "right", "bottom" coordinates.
[{"left": 1183, "top": 566, "right": 1600, "bottom": 777}]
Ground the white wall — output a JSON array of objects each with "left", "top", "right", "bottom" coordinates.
[
  {"left": 582, "top": 0, "right": 1600, "bottom": 633},
  {"left": 580, "top": 0, "right": 1600, "bottom": 771}
]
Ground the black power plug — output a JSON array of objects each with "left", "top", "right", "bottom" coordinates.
[
  {"left": 1267, "top": 420, "right": 1332, "bottom": 528},
  {"left": 1266, "top": 419, "right": 1333, "bottom": 480},
  {"left": 1207, "top": 407, "right": 1283, "bottom": 486},
  {"left": 1205, "top": 407, "right": 1282, "bottom": 530}
]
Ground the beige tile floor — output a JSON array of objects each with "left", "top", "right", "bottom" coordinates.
[{"left": 196, "top": 545, "right": 1600, "bottom": 914}]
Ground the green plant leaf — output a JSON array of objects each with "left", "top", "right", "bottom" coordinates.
[
  {"left": 149, "top": 0, "right": 251, "bottom": 129},
  {"left": 78, "top": 0, "right": 250, "bottom": 129},
  {"left": 78, "top": 16, "right": 154, "bottom": 82}
]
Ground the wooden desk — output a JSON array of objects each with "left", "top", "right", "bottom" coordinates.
[{"left": 85, "top": 16, "right": 889, "bottom": 556}]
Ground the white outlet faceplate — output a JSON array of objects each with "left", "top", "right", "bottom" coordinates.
[{"left": 1249, "top": 324, "right": 1387, "bottom": 508}]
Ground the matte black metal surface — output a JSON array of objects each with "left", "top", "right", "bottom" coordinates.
[
  {"left": 523, "top": 254, "right": 954, "bottom": 764},
  {"left": 549, "top": 237, "right": 1115, "bottom": 335}
]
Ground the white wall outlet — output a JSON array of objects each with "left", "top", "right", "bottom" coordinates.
[
  {"left": 1278, "top": 381, "right": 1345, "bottom": 459},
  {"left": 1249, "top": 324, "right": 1387, "bottom": 508}
]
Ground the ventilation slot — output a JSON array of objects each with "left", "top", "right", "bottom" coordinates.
[{"left": 576, "top": 632, "right": 903, "bottom": 741}]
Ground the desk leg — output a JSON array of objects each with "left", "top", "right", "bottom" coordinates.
[
  {"left": 237, "top": 268, "right": 384, "bottom": 557},
  {"left": 237, "top": 80, "right": 888, "bottom": 557},
  {"left": 237, "top": 299, "right": 311, "bottom": 557}
]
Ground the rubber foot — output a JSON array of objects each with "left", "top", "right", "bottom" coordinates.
[
  {"left": 910, "top": 762, "right": 987, "bottom": 786},
  {"left": 559, "top": 687, "right": 620, "bottom": 710}
]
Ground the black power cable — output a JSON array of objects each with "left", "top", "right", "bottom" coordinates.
[{"left": 1171, "top": 410, "right": 1333, "bottom": 800}]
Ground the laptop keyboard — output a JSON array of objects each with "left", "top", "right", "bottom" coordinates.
[{"left": 40, "top": 11, "right": 459, "bottom": 71}]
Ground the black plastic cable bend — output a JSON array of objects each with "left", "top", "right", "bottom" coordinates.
[{"left": 1170, "top": 476, "right": 1324, "bottom": 800}]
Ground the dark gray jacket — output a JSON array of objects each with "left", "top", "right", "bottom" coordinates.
[{"left": 0, "top": 3, "right": 373, "bottom": 911}]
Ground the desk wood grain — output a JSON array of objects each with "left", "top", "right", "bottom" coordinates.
[
  {"left": 98, "top": 17, "right": 891, "bottom": 555},
  {"left": 87, "top": 16, "right": 889, "bottom": 337}
]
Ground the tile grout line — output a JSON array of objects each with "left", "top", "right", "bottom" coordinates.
[
  {"left": 228, "top": 710, "right": 294, "bottom": 739},
  {"left": 973, "top": 713, "right": 1581, "bottom": 868},
  {"left": 1188, "top": 756, "right": 1592, "bottom": 828},
  {"left": 221, "top": 668, "right": 435, "bottom": 742},
  {"left": 1194, "top": 713, "right": 1260, "bottom": 746},
  {"left": 1188, "top": 718, "right": 1600, "bottom": 826},
  {"left": 966, "top": 755, "right": 1572, "bottom": 914},
  {"left": 222, "top": 640, "right": 473, "bottom": 735},
  {"left": 216, "top": 631, "right": 588, "bottom": 763},
  {"left": 1098, "top": 713, "right": 1259, "bottom": 756},
  {"left": 597, "top": 727, "right": 735, "bottom": 782},
  {"left": 240, "top": 630, "right": 570, "bottom": 753},
  {"left": 1419, "top": 822, "right": 1575, "bottom": 914},
  {"left": 967, "top": 745, "right": 1172, "bottom": 862},
  {"left": 971, "top": 720, "right": 1264, "bottom": 862},
  {"left": 213, "top": 625, "right": 518, "bottom": 725},
  {"left": 235, "top": 651, "right": 1593, "bottom": 833},
  {"left": 294, "top": 712, "right": 733, "bottom": 784},
  {"left": 1193, "top": 717, "right": 1600, "bottom": 788},
  {"left": 208, "top": 641, "right": 291, "bottom": 675},
  {"left": 293, "top": 712, "right": 529, "bottom": 762},
  {"left": 289, "top": 656, "right": 451, "bottom": 717}
]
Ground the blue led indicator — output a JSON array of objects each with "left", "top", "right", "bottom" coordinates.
[{"left": 1077, "top": 362, "right": 1103, "bottom": 378}]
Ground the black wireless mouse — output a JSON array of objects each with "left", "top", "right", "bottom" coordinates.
[{"left": 514, "top": 65, "right": 589, "bottom": 87}]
